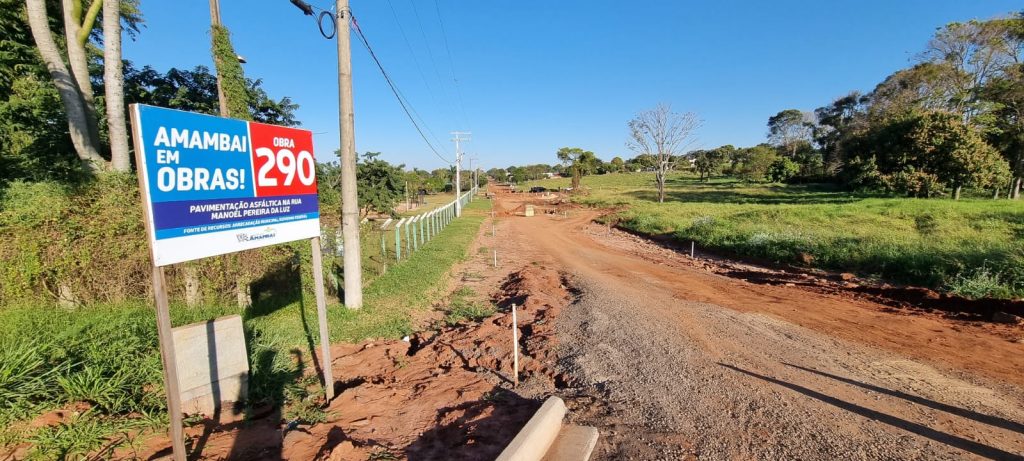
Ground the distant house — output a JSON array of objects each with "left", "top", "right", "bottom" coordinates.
[{"left": 543, "top": 172, "right": 560, "bottom": 179}]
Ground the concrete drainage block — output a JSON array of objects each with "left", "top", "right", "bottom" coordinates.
[{"left": 497, "top": 396, "right": 599, "bottom": 461}]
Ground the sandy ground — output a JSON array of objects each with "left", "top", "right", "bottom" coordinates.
[{"left": 489, "top": 190, "right": 1024, "bottom": 460}]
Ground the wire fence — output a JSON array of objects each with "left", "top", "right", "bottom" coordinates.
[{"left": 340, "top": 186, "right": 478, "bottom": 283}]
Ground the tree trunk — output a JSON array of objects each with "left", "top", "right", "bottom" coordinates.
[
  {"left": 657, "top": 170, "right": 666, "bottom": 203},
  {"left": 61, "top": 0, "right": 103, "bottom": 151},
  {"left": 25, "top": 0, "right": 105, "bottom": 171},
  {"left": 993, "top": 187, "right": 1000, "bottom": 199},
  {"left": 953, "top": 185, "right": 962, "bottom": 200},
  {"left": 1013, "top": 177, "right": 1021, "bottom": 200},
  {"left": 102, "top": 0, "right": 130, "bottom": 171}
]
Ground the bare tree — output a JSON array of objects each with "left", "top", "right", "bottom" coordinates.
[
  {"left": 103, "top": 0, "right": 130, "bottom": 171},
  {"left": 627, "top": 103, "right": 701, "bottom": 203},
  {"left": 25, "top": 0, "right": 105, "bottom": 171}
]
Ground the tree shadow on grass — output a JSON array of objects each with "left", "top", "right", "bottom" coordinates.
[{"left": 719, "top": 363, "right": 1021, "bottom": 460}]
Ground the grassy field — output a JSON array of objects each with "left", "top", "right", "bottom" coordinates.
[
  {"left": 0, "top": 198, "right": 492, "bottom": 458},
  {"left": 396, "top": 192, "right": 456, "bottom": 217},
  {"left": 527, "top": 173, "right": 1024, "bottom": 299}
]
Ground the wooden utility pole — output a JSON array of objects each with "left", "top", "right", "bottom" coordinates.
[
  {"left": 337, "top": 0, "right": 362, "bottom": 308},
  {"left": 209, "top": 0, "right": 228, "bottom": 116}
]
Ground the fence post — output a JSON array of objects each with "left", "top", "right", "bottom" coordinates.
[
  {"left": 420, "top": 214, "right": 426, "bottom": 244},
  {"left": 405, "top": 217, "right": 412, "bottom": 253},
  {"left": 412, "top": 216, "right": 419, "bottom": 252},
  {"left": 395, "top": 219, "right": 403, "bottom": 262}
]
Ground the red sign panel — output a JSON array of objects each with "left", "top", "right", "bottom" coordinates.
[{"left": 249, "top": 122, "right": 318, "bottom": 198}]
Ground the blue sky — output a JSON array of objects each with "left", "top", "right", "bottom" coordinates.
[{"left": 124, "top": 1, "right": 1021, "bottom": 171}]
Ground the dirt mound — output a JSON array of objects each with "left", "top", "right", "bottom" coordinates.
[
  {"left": 299, "top": 265, "right": 572, "bottom": 460},
  {"left": 137, "top": 265, "right": 572, "bottom": 460}
]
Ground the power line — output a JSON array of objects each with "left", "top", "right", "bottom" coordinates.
[
  {"left": 408, "top": 0, "right": 461, "bottom": 128},
  {"left": 384, "top": 0, "right": 448, "bottom": 149},
  {"left": 433, "top": 0, "right": 471, "bottom": 131},
  {"left": 350, "top": 13, "right": 452, "bottom": 164}
]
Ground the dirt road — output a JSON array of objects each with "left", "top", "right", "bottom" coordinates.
[{"left": 492, "top": 193, "right": 1024, "bottom": 460}]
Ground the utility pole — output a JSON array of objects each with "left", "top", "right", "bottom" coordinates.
[
  {"left": 337, "top": 0, "right": 362, "bottom": 308},
  {"left": 468, "top": 156, "right": 479, "bottom": 200},
  {"left": 209, "top": 0, "right": 228, "bottom": 116},
  {"left": 451, "top": 131, "right": 470, "bottom": 217}
]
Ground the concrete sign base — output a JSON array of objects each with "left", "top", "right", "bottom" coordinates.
[{"left": 171, "top": 315, "right": 249, "bottom": 416}]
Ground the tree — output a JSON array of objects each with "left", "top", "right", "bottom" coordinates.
[
  {"left": 736, "top": 145, "right": 778, "bottom": 182},
  {"left": 977, "top": 14, "right": 1024, "bottom": 198},
  {"left": 840, "top": 110, "right": 1010, "bottom": 198},
  {"left": 486, "top": 167, "right": 508, "bottom": 180},
  {"left": 921, "top": 18, "right": 1021, "bottom": 120},
  {"left": 981, "top": 63, "right": 1024, "bottom": 198},
  {"left": 627, "top": 103, "right": 701, "bottom": 203},
  {"left": 122, "top": 64, "right": 299, "bottom": 126},
  {"left": 767, "top": 157, "right": 800, "bottom": 183},
  {"left": 21, "top": 0, "right": 141, "bottom": 173},
  {"left": 868, "top": 63, "right": 955, "bottom": 119},
  {"left": 355, "top": 152, "right": 405, "bottom": 218},
  {"left": 102, "top": 0, "right": 128, "bottom": 171},
  {"left": 556, "top": 147, "right": 598, "bottom": 190},
  {"left": 692, "top": 148, "right": 726, "bottom": 181},
  {"left": 24, "top": 0, "right": 105, "bottom": 171},
  {"left": 767, "top": 109, "right": 814, "bottom": 158},
  {"left": 813, "top": 92, "right": 869, "bottom": 174},
  {"left": 626, "top": 153, "right": 656, "bottom": 171},
  {"left": 608, "top": 156, "right": 625, "bottom": 173}
]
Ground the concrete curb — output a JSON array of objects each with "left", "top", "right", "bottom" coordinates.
[{"left": 496, "top": 396, "right": 568, "bottom": 461}]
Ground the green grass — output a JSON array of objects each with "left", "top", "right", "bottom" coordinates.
[
  {"left": 396, "top": 192, "right": 457, "bottom": 217},
  {"left": 528, "top": 173, "right": 1024, "bottom": 298},
  {"left": 442, "top": 287, "right": 496, "bottom": 327},
  {"left": 0, "top": 198, "right": 492, "bottom": 458}
]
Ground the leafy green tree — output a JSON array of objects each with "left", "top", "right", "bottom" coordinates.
[
  {"left": 355, "top": 152, "right": 405, "bottom": 218},
  {"left": 692, "top": 149, "right": 721, "bottom": 181},
  {"left": 842, "top": 111, "right": 1010, "bottom": 197},
  {"left": 736, "top": 145, "right": 778, "bottom": 182},
  {"left": 485, "top": 167, "right": 507, "bottom": 180},
  {"left": 608, "top": 156, "right": 625, "bottom": 173},
  {"left": 556, "top": 147, "right": 599, "bottom": 190},
  {"left": 122, "top": 64, "right": 299, "bottom": 126},
  {"left": 626, "top": 153, "right": 656, "bottom": 171},
  {"left": 428, "top": 168, "right": 451, "bottom": 192},
  {"left": 767, "top": 157, "right": 800, "bottom": 183}
]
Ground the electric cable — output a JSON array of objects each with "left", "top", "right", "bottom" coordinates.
[{"left": 350, "top": 13, "right": 453, "bottom": 164}]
